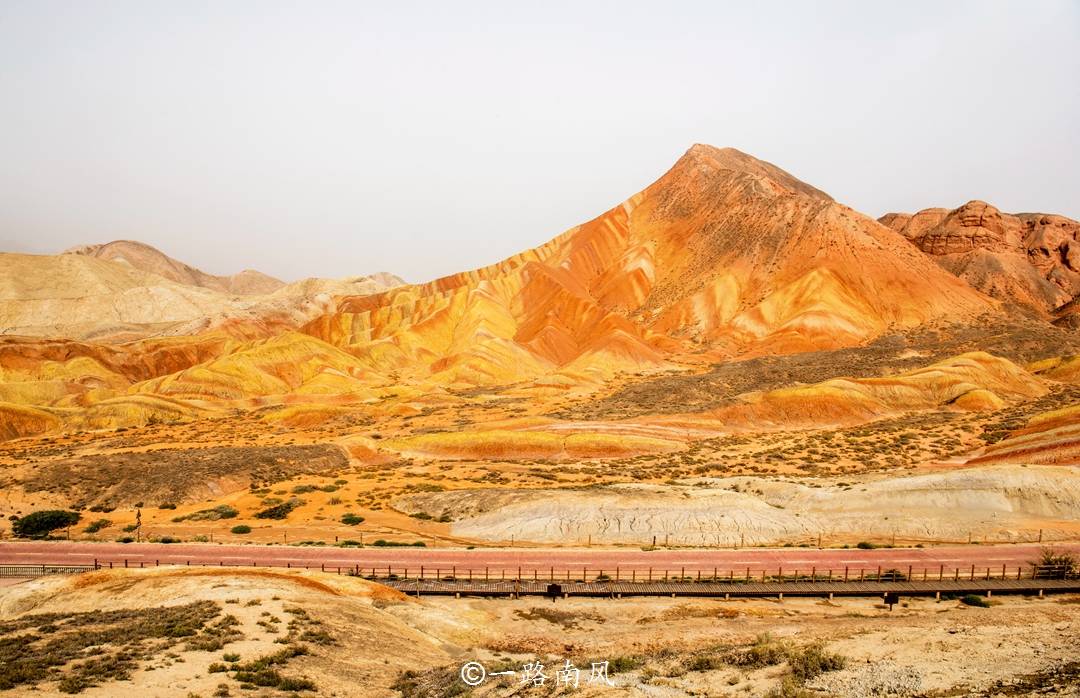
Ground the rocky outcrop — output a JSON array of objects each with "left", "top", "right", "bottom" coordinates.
[{"left": 880, "top": 201, "right": 1080, "bottom": 316}]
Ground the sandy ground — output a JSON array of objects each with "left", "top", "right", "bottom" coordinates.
[{"left": 1, "top": 568, "right": 1078, "bottom": 697}]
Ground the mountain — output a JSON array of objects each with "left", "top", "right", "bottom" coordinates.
[
  {"left": 0, "top": 252, "right": 248, "bottom": 341},
  {"left": 1, "top": 247, "right": 404, "bottom": 342},
  {"left": 879, "top": 200, "right": 1080, "bottom": 320},
  {"left": 64, "top": 240, "right": 285, "bottom": 295},
  {"left": 3, "top": 143, "right": 1077, "bottom": 524},
  {"left": 302, "top": 145, "right": 995, "bottom": 385}
]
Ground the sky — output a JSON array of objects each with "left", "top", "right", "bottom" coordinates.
[{"left": 1, "top": 1, "right": 1077, "bottom": 285}]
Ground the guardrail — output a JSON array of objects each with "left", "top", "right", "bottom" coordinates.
[
  {"left": 4, "top": 561, "right": 1077, "bottom": 600},
  {"left": 336, "top": 563, "right": 1080, "bottom": 584},
  {"left": 0, "top": 564, "right": 99, "bottom": 578}
]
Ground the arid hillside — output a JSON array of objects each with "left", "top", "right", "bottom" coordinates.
[
  {"left": 65, "top": 239, "right": 287, "bottom": 295},
  {"left": 305, "top": 145, "right": 994, "bottom": 386},
  {"left": 0, "top": 244, "right": 402, "bottom": 343},
  {"left": 1, "top": 145, "right": 1078, "bottom": 550}
]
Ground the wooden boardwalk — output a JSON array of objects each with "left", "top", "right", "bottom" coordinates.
[
  {"left": 2, "top": 563, "right": 1077, "bottom": 600},
  {"left": 0, "top": 564, "right": 98, "bottom": 578},
  {"left": 381, "top": 576, "right": 1080, "bottom": 599}
]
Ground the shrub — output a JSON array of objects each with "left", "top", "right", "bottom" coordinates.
[
  {"left": 158, "top": 502, "right": 177, "bottom": 510},
  {"left": 1035, "top": 547, "right": 1078, "bottom": 578},
  {"left": 84, "top": 518, "right": 112, "bottom": 534},
  {"left": 174, "top": 505, "right": 238, "bottom": 522},
  {"left": 959, "top": 594, "right": 991, "bottom": 608},
  {"left": 12, "top": 510, "right": 81, "bottom": 538},
  {"left": 786, "top": 642, "right": 846, "bottom": 681},
  {"left": 856, "top": 541, "right": 877, "bottom": 550},
  {"left": 340, "top": 513, "right": 365, "bottom": 526},
  {"left": 207, "top": 662, "right": 228, "bottom": 673},
  {"left": 231, "top": 525, "right": 252, "bottom": 534},
  {"left": 255, "top": 498, "right": 303, "bottom": 520},
  {"left": 608, "top": 655, "right": 644, "bottom": 673}
]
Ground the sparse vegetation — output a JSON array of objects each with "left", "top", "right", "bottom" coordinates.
[
  {"left": 12, "top": 510, "right": 81, "bottom": 538},
  {"left": 0, "top": 601, "right": 238, "bottom": 694},
  {"left": 173, "top": 505, "right": 238, "bottom": 522}
]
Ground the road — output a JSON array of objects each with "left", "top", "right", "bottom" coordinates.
[{"left": 3, "top": 541, "right": 1077, "bottom": 577}]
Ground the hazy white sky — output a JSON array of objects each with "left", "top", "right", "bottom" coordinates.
[{"left": 1, "top": 1, "right": 1077, "bottom": 284}]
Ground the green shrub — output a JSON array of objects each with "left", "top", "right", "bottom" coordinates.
[
  {"left": 340, "top": 513, "right": 365, "bottom": 526},
  {"left": 230, "top": 525, "right": 252, "bottom": 534},
  {"left": 960, "top": 594, "right": 991, "bottom": 608},
  {"left": 83, "top": 518, "right": 112, "bottom": 534},
  {"left": 856, "top": 541, "right": 876, "bottom": 550},
  {"left": 12, "top": 510, "right": 81, "bottom": 538},
  {"left": 255, "top": 498, "right": 303, "bottom": 520},
  {"left": 174, "top": 505, "right": 238, "bottom": 522}
]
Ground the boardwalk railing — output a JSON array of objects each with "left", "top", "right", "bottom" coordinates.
[
  {"left": 338, "top": 564, "right": 1079, "bottom": 584},
  {"left": 4, "top": 561, "right": 1078, "bottom": 599},
  {"left": 0, "top": 564, "right": 99, "bottom": 578}
]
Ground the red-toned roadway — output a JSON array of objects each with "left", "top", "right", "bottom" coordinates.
[{"left": 2, "top": 541, "right": 1077, "bottom": 578}]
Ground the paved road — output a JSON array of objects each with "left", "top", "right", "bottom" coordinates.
[{"left": 3, "top": 541, "right": 1077, "bottom": 577}]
